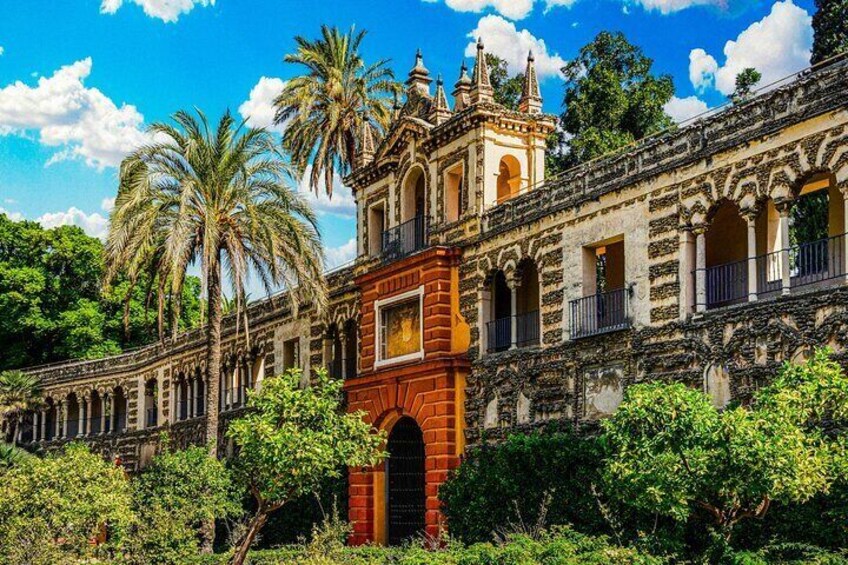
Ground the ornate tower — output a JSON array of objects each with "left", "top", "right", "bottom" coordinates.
[
  {"left": 518, "top": 51, "right": 543, "bottom": 114},
  {"left": 470, "top": 38, "right": 494, "bottom": 105},
  {"left": 406, "top": 49, "right": 432, "bottom": 98}
]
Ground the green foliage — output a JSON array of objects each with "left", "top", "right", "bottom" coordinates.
[
  {"left": 602, "top": 352, "right": 847, "bottom": 541},
  {"left": 274, "top": 25, "right": 399, "bottom": 197},
  {"left": 128, "top": 442, "right": 240, "bottom": 565},
  {"left": 487, "top": 54, "right": 525, "bottom": 111},
  {"left": 0, "top": 214, "right": 200, "bottom": 369},
  {"left": 227, "top": 368, "right": 385, "bottom": 564},
  {"left": 732, "top": 68, "right": 762, "bottom": 104},
  {"left": 217, "top": 526, "right": 663, "bottom": 565},
  {"left": 558, "top": 31, "right": 674, "bottom": 167},
  {"left": 0, "top": 443, "right": 133, "bottom": 564},
  {"left": 0, "top": 441, "right": 34, "bottom": 470},
  {"left": 812, "top": 0, "right": 848, "bottom": 64},
  {"left": 439, "top": 430, "right": 606, "bottom": 543}
]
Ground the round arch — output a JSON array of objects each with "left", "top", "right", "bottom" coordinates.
[
  {"left": 385, "top": 416, "right": 425, "bottom": 546},
  {"left": 401, "top": 165, "right": 427, "bottom": 223}
]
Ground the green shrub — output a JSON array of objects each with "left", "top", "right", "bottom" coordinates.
[{"left": 439, "top": 429, "right": 607, "bottom": 543}]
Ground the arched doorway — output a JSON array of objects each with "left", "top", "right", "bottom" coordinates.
[{"left": 386, "top": 417, "right": 425, "bottom": 546}]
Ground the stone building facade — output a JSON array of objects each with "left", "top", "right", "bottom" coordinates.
[{"left": 8, "top": 46, "right": 848, "bottom": 546}]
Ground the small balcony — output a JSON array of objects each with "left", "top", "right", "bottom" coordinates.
[
  {"left": 381, "top": 215, "right": 427, "bottom": 263},
  {"left": 569, "top": 286, "right": 632, "bottom": 340},
  {"left": 485, "top": 310, "right": 541, "bottom": 353},
  {"left": 701, "top": 232, "right": 847, "bottom": 310}
]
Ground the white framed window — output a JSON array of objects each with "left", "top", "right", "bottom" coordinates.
[{"left": 374, "top": 286, "right": 424, "bottom": 369}]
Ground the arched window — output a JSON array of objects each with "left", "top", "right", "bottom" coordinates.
[
  {"left": 112, "top": 387, "right": 127, "bottom": 433},
  {"left": 89, "top": 390, "right": 102, "bottom": 435},
  {"left": 704, "top": 200, "right": 748, "bottom": 308},
  {"left": 790, "top": 173, "right": 845, "bottom": 285},
  {"left": 515, "top": 259, "right": 540, "bottom": 347},
  {"left": 66, "top": 393, "right": 80, "bottom": 438},
  {"left": 144, "top": 379, "right": 157, "bottom": 428},
  {"left": 444, "top": 163, "right": 463, "bottom": 223},
  {"left": 386, "top": 417, "right": 426, "bottom": 546},
  {"left": 344, "top": 319, "right": 357, "bottom": 379},
  {"left": 402, "top": 167, "right": 426, "bottom": 223},
  {"left": 496, "top": 155, "right": 521, "bottom": 204},
  {"left": 484, "top": 270, "right": 512, "bottom": 353}
]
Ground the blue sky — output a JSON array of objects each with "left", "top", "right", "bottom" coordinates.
[{"left": 0, "top": 0, "right": 816, "bottom": 269}]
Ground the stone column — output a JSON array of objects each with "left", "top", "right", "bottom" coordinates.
[
  {"left": 55, "top": 402, "right": 63, "bottom": 439},
  {"left": 189, "top": 377, "right": 196, "bottom": 419},
  {"left": 695, "top": 227, "right": 707, "bottom": 313},
  {"left": 100, "top": 394, "right": 107, "bottom": 435},
  {"left": 60, "top": 399, "right": 68, "bottom": 439},
  {"left": 509, "top": 281, "right": 518, "bottom": 349},
  {"left": 82, "top": 395, "right": 91, "bottom": 436},
  {"left": 778, "top": 203, "right": 792, "bottom": 295},
  {"left": 746, "top": 213, "right": 758, "bottom": 301},
  {"left": 110, "top": 393, "right": 117, "bottom": 434},
  {"left": 40, "top": 408, "right": 47, "bottom": 441},
  {"left": 339, "top": 336, "right": 348, "bottom": 379},
  {"left": 842, "top": 186, "right": 848, "bottom": 280}
]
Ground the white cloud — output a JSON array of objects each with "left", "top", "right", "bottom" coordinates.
[
  {"left": 424, "top": 0, "right": 535, "bottom": 19},
  {"left": 689, "top": 48, "right": 719, "bottom": 91},
  {"left": 325, "top": 238, "right": 357, "bottom": 270},
  {"left": 627, "top": 0, "right": 727, "bottom": 14},
  {"left": 465, "top": 15, "right": 566, "bottom": 79},
  {"left": 100, "top": 0, "right": 214, "bottom": 23},
  {"left": 101, "top": 197, "right": 116, "bottom": 212},
  {"left": 664, "top": 95, "right": 710, "bottom": 123},
  {"left": 0, "top": 208, "right": 24, "bottom": 222},
  {"left": 0, "top": 47, "right": 4, "bottom": 57},
  {"left": 36, "top": 207, "right": 110, "bottom": 240},
  {"left": 298, "top": 167, "right": 357, "bottom": 219},
  {"left": 688, "top": 0, "right": 812, "bottom": 96},
  {"left": 0, "top": 58, "right": 149, "bottom": 169},
  {"left": 238, "top": 77, "right": 286, "bottom": 133}
]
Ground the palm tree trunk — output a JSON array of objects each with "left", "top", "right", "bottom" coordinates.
[{"left": 201, "top": 252, "right": 223, "bottom": 553}]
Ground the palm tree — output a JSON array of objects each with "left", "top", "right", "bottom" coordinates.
[
  {"left": 105, "top": 109, "right": 327, "bottom": 462},
  {"left": 0, "top": 370, "right": 42, "bottom": 444},
  {"left": 273, "top": 25, "right": 398, "bottom": 197}
]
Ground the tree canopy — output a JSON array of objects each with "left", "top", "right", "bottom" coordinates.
[
  {"left": 557, "top": 31, "right": 674, "bottom": 168},
  {"left": 602, "top": 350, "right": 848, "bottom": 541},
  {"left": 227, "top": 368, "right": 385, "bottom": 565},
  {"left": 812, "top": 0, "right": 848, "bottom": 65},
  {"left": 487, "top": 54, "right": 525, "bottom": 111},
  {"left": 0, "top": 214, "right": 200, "bottom": 370}
]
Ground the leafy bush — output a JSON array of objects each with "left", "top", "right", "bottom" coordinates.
[
  {"left": 0, "top": 442, "right": 134, "bottom": 564},
  {"left": 126, "top": 442, "right": 240, "bottom": 564},
  {"left": 439, "top": 429, "right": 607, "bottom": 543}
]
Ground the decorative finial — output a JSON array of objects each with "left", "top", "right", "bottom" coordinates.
[
  {"left": 406, "top": 48, "right": 432, "bottom": 97},
  {"left": 519, "top": 49, "right": 542, "bottom": 114},
  {"left": 470, "top": 37, "right": 493, "bottom": 104},
  {"left": 453, "top": 59, "right": 472, "bottom": 111},
  {"left": 431, "top": 74, "right": 452, "bottom": 124}
]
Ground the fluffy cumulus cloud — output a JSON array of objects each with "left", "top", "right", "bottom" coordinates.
[
  {"left": 424, "top": 0, "right": 578, "bottom": 19},
  {"left": 664, "top": 95, "right": 710, "bottom": 123},
  {"left": 100, "top": 0, "right": 214, "bottom": 23},
  {"left": 297, "top": 167, "right": 357, "bottom": 219},
  {"left": 36, "top": 207, "right": 110, "bottom": 240},
  {"left": 0, "top": 58, "right": 148, "bottom": 169},
  {"left": 688, "top": 0, "right": 812, "bottom": 96},
  {"left": 325, "top": 238, "right": 357, "bottom": 270},
  {"left": 238, "top": 77, "right": 286, "bottom": 133},
  {"left": 465, "top": 15, "right": 566, "bottom": 78}
]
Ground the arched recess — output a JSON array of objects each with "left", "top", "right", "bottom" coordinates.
[
  {"left": 497, "top": 155, "right": 522, "bottom": 204},
  {"left": 704, "top": 200, "right": 748, "bottom": 308},
  {"left": 482, "top": 270, "right": 512, "bottom": 353},
  {"left": 112, "top": 386, "right": 127, "bottom": 434},
  {"left": 515, "top": 258, "right": 540, "bottom": 347},
  {"left": 385, "top": 416, "right": 426, "bottom": 546},
  {"left": 789, "top": 172, "right": 845, "bottom": 284},
  {"left": 66, "top": 393, "right": 80, "bottom": 438},
  {"left": 401, "top": 166, "right": 427, "bottom": 223}
]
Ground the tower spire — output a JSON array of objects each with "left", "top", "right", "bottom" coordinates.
[
  {"left": 470, "top": 38, "right": 493, "bottom": 104},
  {"left": 430, "top": 75, "right": 452, "bottom": 125},
  {"left": 452, "top": 60, "right": 472, "bottom": 111},
  {"left": 406, "top": 48, "right": 432, "bottom": 98},
  {"left": 357, "top": 119, "right": 375, "bottom": 167},
  {"left": 518, "top": 50, "right": 542, "bottom": 114}
]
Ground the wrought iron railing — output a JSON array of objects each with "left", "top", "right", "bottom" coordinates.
[
  {"left": 790, "top": 233, "right": 846, "bottom": 287},
  {"left": 702, "top": 233, "right": 847, "bottom": 310},
  {"left": 704, "top": 258, "right": 749, "bottom": 309},
  {"left": 146, "top": 407, "right": 158, "bottom": 428},
  {"left": 329, "top": 358, "right": 343, "bottom": 379},
  {"left": 569, "top": 286, "right": 632, "bottom": 339},
  {"left": 381, "top": 215, "right": 427, "bottom": 263},
  {"left": 516, "top": 310, "right": 540, "bottom": 347},
  {"left": 486, "top": 317, "right": 512, "bottom": 353}
]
